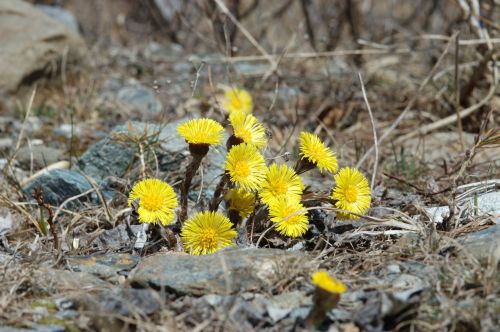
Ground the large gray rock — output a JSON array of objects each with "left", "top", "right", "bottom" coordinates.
[
  {"left": 67, "top": 253, "right": 140, "bottom": 280},
  {"left": 458, "top": 225, "right": 500, "bottom": 264},
  {"left": 23, "top": 169, "right": 96, "bottom": 207},
  {"left": 129, "top": 248, "right": 308, "bottom": 295},
  {"left": 36, "top": 5, "right": 80, "bottom": 33},
  {"left": 0, "top": 0, "right": 86, "bottom": 93}
]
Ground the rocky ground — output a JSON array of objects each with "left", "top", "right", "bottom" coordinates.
[{"left": 0, "top": 0, "right": 499, "bottom": 331}]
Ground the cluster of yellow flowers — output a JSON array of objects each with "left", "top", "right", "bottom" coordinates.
[{"left": 128, "top": 88, "right": 371, "bottom": 255}]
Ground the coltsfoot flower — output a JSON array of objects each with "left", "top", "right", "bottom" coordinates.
[
  {"left": 268, "top": 197, "right": 308, "bottom": 238},
  {"left": 181, "top": 211, "right": 237, "bottom": 255},
  {"left": 229, "top": 111, "right": 267, "bottom": 148},
  {"left": 128, "top": 178, "right": 178, "bottom": 225},
  {"left": 224, "top": 188, "right": 256, "bottom": 219},
  {"left": 259, "top": 163, "right": 304, "bottom": 206},
  {"left": 332, "top": 167, "right": 371, "bottom": 220},
  {"left": 223, "top": 88, "right": 253, "bottom": 115},
  {"left": 177, "top": 118, "right": 224, "bottom": 146},
  {"left": 311, "top": 271, "right": 347, "bottom": 294},
  {"left": 225, "top": 143, "right": 267, "bottom": 191},
  {"left": 298, "top": 132, "right": 338, "bottom": 174}
]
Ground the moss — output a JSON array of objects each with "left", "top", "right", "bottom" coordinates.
[{"left": 38, "top": 316, "right": 81, "bottom": 332}]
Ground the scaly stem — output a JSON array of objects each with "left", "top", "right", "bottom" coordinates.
[
  {"left": 179, "top": 154, "right": 204, "bottom": 223},
  {"left": 208, "top": 173, "right": 229, "bottom": 212}
]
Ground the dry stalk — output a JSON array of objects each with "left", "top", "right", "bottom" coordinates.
[
  {"left": 358, "top": 72, "right": 378, "bottom": 190},
  {"left": 32, "top": 186, "right": 59, "bottom": 252}
]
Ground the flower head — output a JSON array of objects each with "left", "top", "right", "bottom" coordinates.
[
  {"left": 177, "top": 118, "right": 224, "bottom": 146},
  {"left": 268, "top": 197, "right": 308, "bottom": 238},
  {"left": 311, "top": 271, "right": 346, "bottom": 294},
  {"left": 181, "top": 211, "right": 237, "bottom": 255},
  {"left": 260, "top": 163, "right": 304, "bottom": 205},
  {"left": 224, "top": 188, "right": 255, "bottom": 219},
  {"left": 128, "top": 178, "right": 178, "bottom": 225},
  {"left": 332, "top": 167, "right": 371, "bottom": 220},
  {"left": 223, "top": 88, "right": 253, "bottom": 115},
  {"left": 225, "top": 143, "right": 267, "bottom": 191},
  {"left": 229, "top": 111, "right": 267, "bottom": 148},
  {"left": 298, "top": 132, "right": 338, "bottom": 173}
]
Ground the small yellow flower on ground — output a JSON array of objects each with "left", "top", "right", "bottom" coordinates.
[
  {"left": 311, "top": 270, "right": 347, "bottom": 294},
  {"left": 260, "top": 163, "right": 304, "bottom": 205},
  {"left": 298, "top": 131, "right": 338, "bottom": 173},
  {"left": 225, "top": 143, "right": 267, "bottom": 191},
  {"left": 223, "top": 88, "right": 253, "bottom": 115},
  {"left": 128, "top": 178, "right": 178, "bottom": 225},
  {"left": 268, "top": 197, "right": 308, "bottom": 238},
  {"left": 229, "top": 111, "right": 267, "bottom": 148},
  {"left": 181, "top": 211, "right": 237, "bottom": 255},
  {"left": 177, "top": 118, "right": 224, "bottom": 146},
  {"left": 332, "top": 167, "right": 371, "bottom": 220},
  {"left": 224, "top": 188, "right": 255, "bottom": 219}
]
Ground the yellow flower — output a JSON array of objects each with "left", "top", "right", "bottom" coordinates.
[
  {"left": 224, "top": 188, "right": 255, "bottom": 219},
  {"left": 128, "top": 178, "right": 178, "bottom": 225},
  {"left": 229, "top": 111, "right": 267, "bottom": 148},
  {"left": 299, "top": 132, "right": 338, "bottom": 173},
  {"left": 268, "top": 197, "right": 308, "bottom": 238},
  {"left": 225, "top": 143, "right": 267, "bottom": 191},
  {"left": 177, "top": 118, "right": 224, "bottom": 145},
  {"left": 181, "top": 211, "right": 237, "bottom": 255},
  {"left": 223, "top": 88, "right": 253, "bottom": 115},
  {"left": 332, "top": 167, "right": 371, "bottom": 220},
  {"left": 260, "top": 163, "right": 304, "bottom": 206},
  {"left": 311, "top": 271, "right": 347, "bottom": 294}
]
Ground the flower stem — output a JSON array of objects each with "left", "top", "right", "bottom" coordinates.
[
  {"left": 179, "top": 154, "right": 204, "bottom": 223},
  {"left": 208, "top": 173, "right": 229, "bottom": 212}
]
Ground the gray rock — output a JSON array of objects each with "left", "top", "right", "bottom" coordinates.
[
  {"left": 75, "top": 136, "right": 135, "bottom": 181},
  {"left": 95, "top": 224, "right": 131, "bottom": 251},
  {"left": 16, "top": 146, "right": 64, "bottom": 170},
  {"left": 426, "top": 191, "right": 500, "bottom": 224},
  {"left": 116, "top": 84, "right": 163, "bottom": 115},
  {"left": 458, "top": 225, "right": 500, "bottom": 263},
  {"left": 67, "top": 253, "right": 140, "bottom": 279},
  {"left": 0, "top": 0, "right": 86, "bottom": 93},
  {"left": 23, "top": 169, "right": 96, "bottom": 207},
  {"left": 129, "top": 248, "right": 308, "bottom": 295},
  {"left": 253, "top": 291, "right": 311, "bottom": 323},
  {"left": 36, "top": 5, "right": 79, "bottom": 33},
  {"left": 34, "top": 267, "right": 108, "bottom": 292},
  {"left": 53, "top": 123, "right": 82, "bottom": 139},
  {"left": 93, "top": 288, "right": 162, "bottom": 316}
]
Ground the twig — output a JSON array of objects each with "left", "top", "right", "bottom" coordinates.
[
  {"left": 358, "top": 73, "right": 378, "bottom": 190},
  {"left": 454, "top": 32, "right": 465, "bottom": 151},
  {"left": 356, "top": 31, "right": 459, "bottom": 168},
  {"left": 33, "top": 187, "right": 59, "bottom": 252}
]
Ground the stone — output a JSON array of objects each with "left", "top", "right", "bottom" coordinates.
[
  {"left": 67, "top": 253, "right": 140, "bottom": 279},
  {"left": 95, "top": 224, "right": 131, "bottom": 251},
  {"left": 75, "top": 136, "right": 135, "bottom": 181},
  {"left": 253, "top": 291, "right": 311, "bottom": 323},
  {"left": 16, "top": 146, "right": 64, "bottom": 170},
  {"left": 75, "top": 118, "right": 193, "bottom": 181},
  {"left": 36, "top": 5, "right": 80, "bottom": 33},
  {"left": 458, "top": 225, "right": 500, "bottom": 263},
  {"left": 116, "top": 84, "right": 163, "bottom": 115},
  {"left": 34, "top": 267, "right": 108, "bottom": 293},
  {"left": 426, "top": 191, "right": 500, "bottom": 224},
  {"left": 93, "top": 288, "right": 162, "bottom": 316},
  {"left": 0, "top": 0, "right": 86, "bottom": 93},
  {"left": 129, "top": 248, "right": 308, "bottom": 295},
  {"left": 23, "top": 169, "right": 96, "bottom": 207}
]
